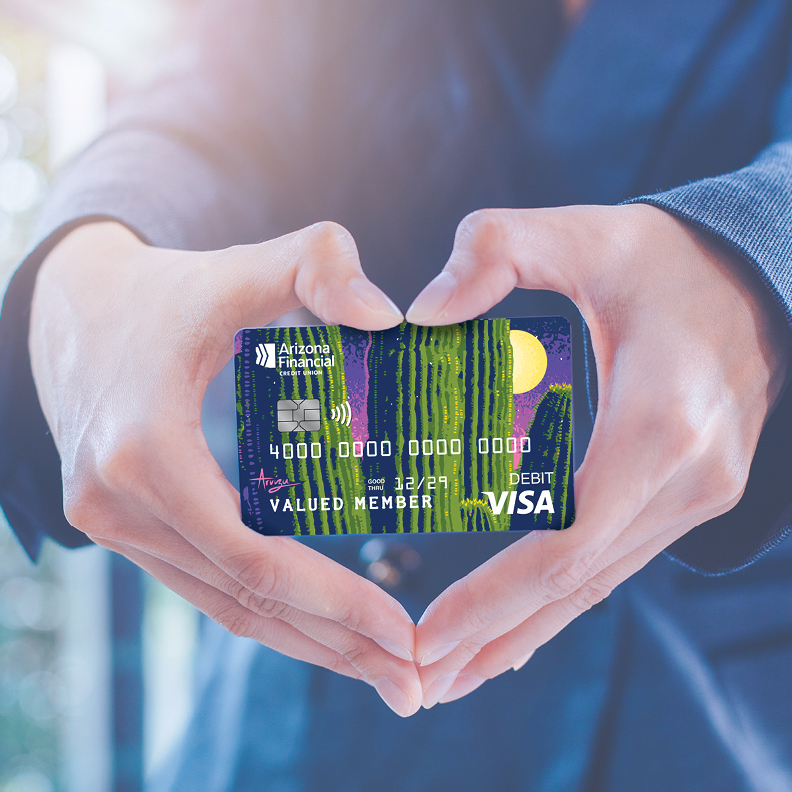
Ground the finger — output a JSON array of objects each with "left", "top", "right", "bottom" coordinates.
[
  {"left": 106, "top": 541, "right": 420, "bottom": 716},
  {"left": 414, "top": 452, "right": 665, "bottom": 670},
  {"left": 428, "top": 648, "right": 532, "bottom": 704},
  {"left": 420, "top": 482, "right": 746, "bottom": 707},
  {"left": 105, "top": 540, "right": 361, "bottom": 679},
  {"left": 416, "top": 531, "right": 639, "bottom": 708},
  {"left": 79, "top": 427, "right": 419, "bottom": 665},
  {"left": 96, "top": 515, "right": 421, "bottom": 702},
  {"left": 217, "top": 221, "right": 403, "bottom": 332},
  {"left": 440, "top": 534, "right": 684, "bottom": 706},
  {"left": 405, "top": 206, "right": 613, "bottom": 325},
  {"left": 414, "top": 402, "right": 741, "bottom": 672},
  {"left": 418, "top": 527, "right": 673, "bottom": 708}
]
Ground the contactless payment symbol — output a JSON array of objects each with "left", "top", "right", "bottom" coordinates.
[
  {"left": 235, "top": 318, "right": 575, "bottom": 537},
  {"left": 330, "top": 400, "right": 352, "bottom": 427}
]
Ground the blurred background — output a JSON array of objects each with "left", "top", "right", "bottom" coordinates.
[{"left": 0, "top": 2, "right": 200, "bottom": 791}]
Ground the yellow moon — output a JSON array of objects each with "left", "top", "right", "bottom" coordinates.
[{"left": 510, "top": 330, "right": 547, "bottom": 393}]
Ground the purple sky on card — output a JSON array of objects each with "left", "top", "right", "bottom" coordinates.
[
  {"left": 341, "top": 328, "right": 371, "bottom": 445},
  {"left": 511, "top": 323, "right": 572, "bottom": 467}
]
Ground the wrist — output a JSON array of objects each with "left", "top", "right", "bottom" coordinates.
[
  {"left": 37, "top": 220, "right": 146, "bottom": 279},
  {"left": 642, "top": 204, "right": 789, "bottom": 373},
  {"left": 620, "top": 203, "right": 790, "bottom": 413}
]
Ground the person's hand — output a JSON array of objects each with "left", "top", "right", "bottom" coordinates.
[
  {"left": 30, "top": 221, "right": 421, "bottom": 716},
  {"left": 405, "top": 203, "right": 790, "bottom": 708}
]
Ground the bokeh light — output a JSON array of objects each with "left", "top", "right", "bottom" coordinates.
[
  {"left": 0, "top": 158, "right": 45, "bottom": 213},
  {"left": 0, "top": 118, "right": 23, "bottom": 160},
  {"left": 3, "top": 770, "right": 54, "bottom": 792},
  {"left": 0, "top": 54, "right": 18, "bottom": 113},
  {"left": 0, "top": 17, "right": 48, "bottom": 289}
]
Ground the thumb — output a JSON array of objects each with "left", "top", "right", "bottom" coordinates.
[
  {"left": 405, "top": 206, "right": 613, "bottom": 325},
  {"left": 220, "top": 221, "right": 403, "bottom": 331}
]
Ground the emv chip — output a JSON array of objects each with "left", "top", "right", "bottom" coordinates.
[{"left": 276, "top": 399, "right": 321, "bottom": 432}]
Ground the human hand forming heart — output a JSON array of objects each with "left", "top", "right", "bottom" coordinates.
[{"left": 405, "top": 203, "right": 789, "bottom": 708}]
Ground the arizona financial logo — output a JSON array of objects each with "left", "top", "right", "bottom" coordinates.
[
  {"left": 254, "top": 340, "right": 336, "bottom": 373},
  {"left": 256, "top": 343, "right": 276, "bottom": 368}
]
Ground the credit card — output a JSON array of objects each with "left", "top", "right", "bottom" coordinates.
[{"left": 235, "top": 317, "right": 574, "bottom": 536}]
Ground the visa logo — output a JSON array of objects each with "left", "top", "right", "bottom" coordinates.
[
  {"left": 256, "top": 343, "right": 277, "bottom": 368},
  {"left": 483, "top": 490, "right": 554, "bottom": 516}
]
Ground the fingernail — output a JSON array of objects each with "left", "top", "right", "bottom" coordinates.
[
  {"left": 349, "top": 278, "right": 403, "bottom": 319},
  {"left": 512, "top": 651, "right": 534, "bottom": 672},
  {"left": 405, "top": 272, "right": 456, "bottom": 324},
  {"left": 439, "top": 675, "right": 486, "bottom": 704},
  {"left": 422, "top": 672, "right": 458, "bottom": 709},
  {"left": 373, "top": 638, "right": 414, "bottom": 662},
  {"left": 373, "top": 678, "right": 414, "bottom": 718},
  {"left": 418, "top": 640, "right": 461, "bottom": 667}
]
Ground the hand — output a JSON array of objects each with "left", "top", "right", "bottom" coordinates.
[
  {"left": 406, "top": 204, "right": 790, "bottom": 708},
  {"left": 30, "top": 220, "right": 422, "bottom": 716}
]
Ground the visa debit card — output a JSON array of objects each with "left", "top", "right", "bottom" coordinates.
[{"left": 235, "top": 317, "right": 574, "bottom": 536}]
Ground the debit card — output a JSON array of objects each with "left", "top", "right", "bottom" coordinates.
[{"left": 235, "top": 317, "right": 574, "bottom": 536}]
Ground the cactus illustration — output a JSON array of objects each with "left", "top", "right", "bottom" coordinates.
[{"left": 519, "top": 383, "right": 574, "bottom": 529}]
